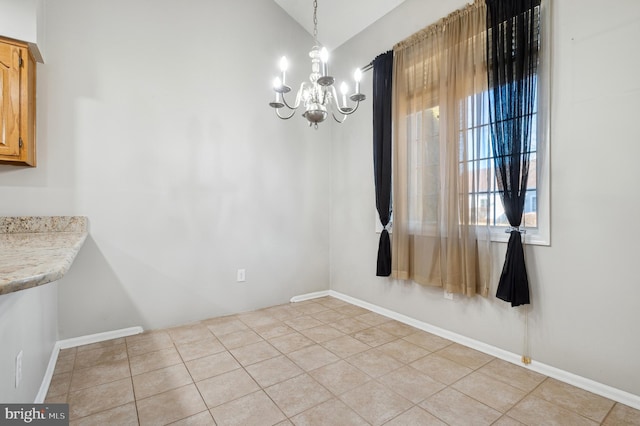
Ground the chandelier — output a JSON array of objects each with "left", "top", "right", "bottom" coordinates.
[{"left": 269, "top": 0, "right": 366, "bottom": 128}]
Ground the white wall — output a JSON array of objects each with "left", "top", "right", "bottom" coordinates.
[
  {"left": 0, "top": 0, "right": 38, "bottom": 42},
  {"left": 0, "top": 0, "right": 331, "bottom": 337},
  {"left": 0, "top": 0, "right": 45, "bottom": 62},
  {"left": 330, "top": 0, "right": 640, "bottom": 396},
  {"left": 0, "top": 283, "right": 57, "bottom": 402}
]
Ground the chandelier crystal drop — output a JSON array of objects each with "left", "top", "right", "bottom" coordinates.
[{"left": 269, "top": 0, "right": 366, "bottom": 129}]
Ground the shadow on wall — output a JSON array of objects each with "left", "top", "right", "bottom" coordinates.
[{"left": 57, "top": 235, "right": 144, "bottom": 340}]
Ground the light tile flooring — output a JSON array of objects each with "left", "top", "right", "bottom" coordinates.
[{"left": 45, "top": 297, "right": 640, "bottom": 425}]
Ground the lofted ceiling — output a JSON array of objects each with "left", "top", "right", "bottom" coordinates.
[{"left": 273, "top": 0, "right": 406, "bottom": 50}]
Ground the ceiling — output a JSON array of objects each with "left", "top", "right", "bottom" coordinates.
[{"left": 273, "top": 0, "right": 406, "bottom": 50}]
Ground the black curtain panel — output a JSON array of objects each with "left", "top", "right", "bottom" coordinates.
[
  {"left": 372, "top": 50, "right": 394, "bottom": 277},
  {"left": 486, "top": 0, "right": 540, "bottom": 306}
]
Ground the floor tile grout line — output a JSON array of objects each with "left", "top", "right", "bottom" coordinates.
[
  {"left": 67, "top": 400, "right": 139, "bottom": 424},
  {"left": 174, "top": 332, "right": 250, "bottom": 423},
  {"left": 66, "top": 349, "right": 78, "bottom": 396},
  {"left": 64, "top": 331, "right": 456, "bottom": 424},
  {"left": 421, "top": 349, "right": 538, "bottom": 421},
  {"left": 523, "top": 376, "right": 613, "bottom": 425},
  {"left": 600, "top": 402, "right": 618, "bottom": 425},
  {"left": 490, "top": 414, "right": 515, "bottom": 425},
  {"left": 124, "top": 337, "right": 143, "bottom": 426},
  {"left": 205, "top": 305, "right": 472, "bottom": 423},
  {"left": 303, "top": 343, "right": 417, "bottom": 424},
  {"left": 239, "top": 308, "right": 376, "bottom": 423},
  {"left": 191, "top": 322, "right": 290, "bottom": 422},
  {"left": 473, "top": 359, "right": 545, "bottom": 393},
  {"left": 502, "top": 373, "right": 545, "bottom": 418},
  {"left": 297, "top": 300, "right": 624, "bottom": 423},
  {"left": 65, "top": 338, "right": 138, "bottom": 423},
  {"left": 449, "top": 372, "right": 529, "bottom": 419},
  {"left": 242, "top": 317, "right": 338, "bottom": 423},
  {"left": 402, "top": 401, "right": 453, "bottom": 426},
  {"left": 277, "top": 371, "right": 342, "bottom": 421},
  {"left": 48, "top": 297, "right": 637, "bottom": 425},
  {"left": 67, "top": 375, "right": 133, "bottom": 395},
  {"left": 326, "top": 310, "right": 501, "bottom": 424},
  {"left": 127, "top": 346, "right": 177, "bottom": 363},
  {"left": 177, "top": 335, "right": 217, "bottom": 425},
  {"left": 521, "top": 393, "right": 606, "bottom": 425}
]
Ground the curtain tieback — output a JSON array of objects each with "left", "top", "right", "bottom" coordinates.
[{"left": 505, "top": 226, "right": 526, "bottom": 234}]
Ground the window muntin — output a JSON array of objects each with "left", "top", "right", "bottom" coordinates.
[
  {"left": 465, "top": 87, "right": 538, "bottom": 230},
  {"left": 404, "top": 84, "right": 541, "bottom": 238}
]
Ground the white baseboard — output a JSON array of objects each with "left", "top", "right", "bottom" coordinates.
[
  {"left": 290, "top": 290, "right": 330, "bottom": 303},
  {"left": 35, "top": 326, "right": 144, "bottom": 403},
  {"left": 527, "top": 360, "right": 640, "bottom": 410},
  {"left": 56, "top": 326, "right": 144, "bottom": 350},
  {"left": 292, "top": 289, "right": 640, "bottom": 410}
]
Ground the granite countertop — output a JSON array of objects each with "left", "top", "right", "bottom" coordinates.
[{"left": 0, "top": 216, "right": 88, "bottom": 295}]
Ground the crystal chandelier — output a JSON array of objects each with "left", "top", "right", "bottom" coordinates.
[{"left": 269, "top": 0, "right": 366, "bottom": 128}]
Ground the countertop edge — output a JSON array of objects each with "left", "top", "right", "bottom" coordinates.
[{"left": 0, "top": 216, "right": 89, "bottom": 296}]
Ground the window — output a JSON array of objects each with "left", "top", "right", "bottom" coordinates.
[
  {"left": 389, "top": 0, "right": 550, "bottom": 247},
  {"left": 465, "top": 85, "right": 540, "bottom": 231},
  {"left": 488, "top": 0, "right": 550, "bottom": 246},
  {"left": 402, "top": 84, "right": 545, "bottom": 239},
  {"left": 407, "top": 106, "right": 440, "bottom": 234}
]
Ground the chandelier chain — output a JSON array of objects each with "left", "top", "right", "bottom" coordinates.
[{"left": 313, "top": 0, "right": 318, "bottom": 43}]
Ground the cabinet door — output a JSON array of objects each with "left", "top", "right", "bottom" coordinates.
[{"left": 0, "top": 43, "right": 22, "bottom": 158}]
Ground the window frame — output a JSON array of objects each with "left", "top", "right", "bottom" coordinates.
[
  {"left": 375, "top": 0, "right": 550, "bottom": 247},
  {"left": 489, "top": 0, "right": 550, "bottom": 246}
]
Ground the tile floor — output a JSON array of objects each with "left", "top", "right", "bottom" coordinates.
[{"left": 45, "top": 296, "right": 640, "bottom": 425}]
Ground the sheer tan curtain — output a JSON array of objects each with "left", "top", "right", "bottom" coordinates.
[{"left": 392, "top": 1, "right": 491, "bottom": 296}]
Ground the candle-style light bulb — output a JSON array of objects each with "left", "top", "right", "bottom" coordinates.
[
  {"left": 279, "top": 56, "right": 288, "bottom": 72},
  {"left": 279, "top": 56, "right": 288, "bottom": 85},
  {"left": 340, "top": 82, "right": 348, "bottom": 107},
  {"left": 273, "top": 77, "right": 282, "bottom": 102},
  {"left": 354, "top": 68, "right": 362, "bottom": 94},
  {"left": 320, "top": 47, "right": 329, "bottom": 76}
]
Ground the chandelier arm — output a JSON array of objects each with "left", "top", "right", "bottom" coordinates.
[
  {"left": 328, "top": 85, "right": 361, "bottom": 116},
  {"left": 276, "top": 108, "right": 297, "bottom": 120},
  {"left": 281, "top": 82, "right": 308, "bottom": 110},
  {"left": 280, "top": 92, "right": 297, "bottom": 111},
  {"left": 340, "top": 100, "right": 361, "bottom": 116},
  {"left": 331, "top": 112, "right": 348, "bottom": 123}
]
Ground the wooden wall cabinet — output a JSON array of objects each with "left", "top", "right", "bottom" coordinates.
[{"left": 0, "top": 37, "right": 36, "bottom": 167}]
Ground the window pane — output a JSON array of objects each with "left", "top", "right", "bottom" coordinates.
[
  {"left": 530, "top": 112, "right": 538, "bottom": 152},
  {"left": 487, "top": 190, "right": 538, "bottom": 228},
  {"left": 523, "top": 189, "right": 538, "bottom": 228},
  {"left": 527, "top": 152, "right": 537, "bottom": 190},
  {"left": 494, "top": 194, "right": 510, "bottom": 226},
  {"left": 478, "top": 124, "right": 491, "bottom": 159},
  {"left": 409, "top": 90, "right": 538, "bottom": 230}
]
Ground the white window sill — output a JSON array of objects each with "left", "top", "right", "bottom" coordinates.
[
  {"left": 489, "top": 228, "right": 550, "bottom": 246},
  {"left": 375, "top": 220, "right": 550, "bottom": 247}
]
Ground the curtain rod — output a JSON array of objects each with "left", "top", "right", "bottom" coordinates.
[{"left": 362, "top": 48, "right": 393, "bottom": 73}]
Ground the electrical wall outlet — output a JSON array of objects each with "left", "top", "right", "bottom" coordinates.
[
  {"left": 15, "top": 350, "right": 23, "bottom": 388},
  {"left": 237, "top": 269, "right": 246, "bottom": 282},
  {"left": 444, "top": 290, "right": 454, "bottom": 300}
]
